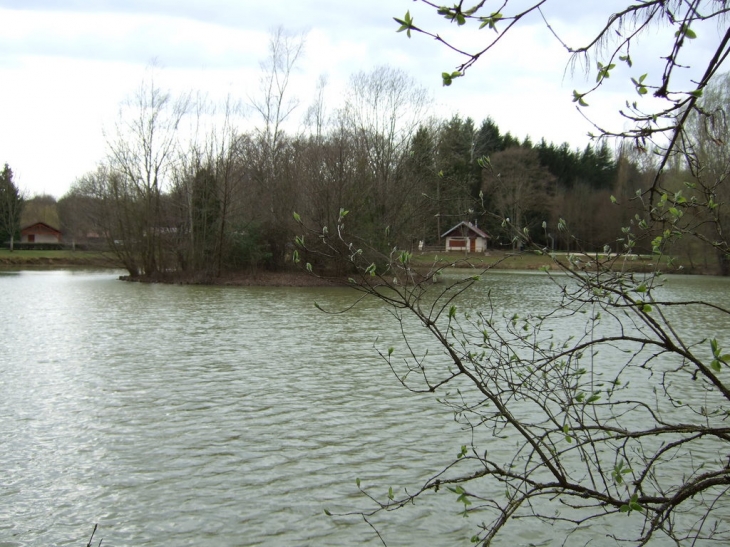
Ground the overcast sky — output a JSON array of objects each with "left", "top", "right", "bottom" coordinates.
[{"left": 0, "top": 1, "right": 724, "bottom": 198}]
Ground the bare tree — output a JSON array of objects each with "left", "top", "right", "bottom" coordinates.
[
  {"left": 103, "top": 73, "right": 191, "bottom": 276},
  {"left": 58, "top": 186, "right": 100, "bottom": 251},
  {"left": 682, "top": 72, "right": 730, "bottom": 274},
  {"left": 344, "top": 66, "right": 430, "bottom": 186},
  {"left": 304, "top": 73, "right": 329, "bottom": 142},
  {"left": 248, "top": 26, "right": 307, "bottom": 267},
  {"left": 21, "top": 194, "right": 60, "bottom": 229},
  {"left": 342, "top": 66, "right": 432, "bottom": 248},
  {"left": 171, "top": 94, "right": 249, "bottom": 277},
  {"left": 483, "top": 147, "right": 553, "bottom": 248},
  {"left": 68, "top": 166, "right": 144, "bottom": 275},
  {"left": 250, "top": 26, "right": 306, "bottom": 171}
]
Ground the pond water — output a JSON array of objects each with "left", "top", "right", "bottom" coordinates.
[{"left": 1, "top": 270, "right": 728, "bottom": 546}]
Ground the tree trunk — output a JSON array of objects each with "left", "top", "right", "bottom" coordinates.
[{"left": 718, "top": 249, "right": 730, "bottom": 276}]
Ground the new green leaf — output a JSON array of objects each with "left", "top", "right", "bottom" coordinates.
[{"left": 394, "top": 10, "right": 414, "bottom": 37}]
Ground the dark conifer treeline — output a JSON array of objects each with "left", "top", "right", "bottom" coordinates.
[{"left": 402, "top": 115, "right": 651, "bottom": 252}]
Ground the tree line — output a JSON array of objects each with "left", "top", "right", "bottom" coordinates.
[
  {"left": 53, "top": 67, "right": 653, "bottom": 279},
  {"left": 5, "top": 30, "right": 726, "bottom": 277}
]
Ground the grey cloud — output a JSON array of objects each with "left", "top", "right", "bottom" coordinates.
[
  {"left": 0, "top": 27, "right": 259, "bottom": 70},
  {"left": 0, "top": 0, "right": 404, "bottom": 70},
  {"left": 0, "top": 0, "right": 397, "bottom": 33}
]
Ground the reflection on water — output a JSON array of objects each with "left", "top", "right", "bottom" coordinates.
[{"left": 1, "top": 270, "right": 729, "bottom": 546}]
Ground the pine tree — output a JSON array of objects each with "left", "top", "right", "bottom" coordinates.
[{"left": 0, "top": 164, "right": 23, "bottom": 251}]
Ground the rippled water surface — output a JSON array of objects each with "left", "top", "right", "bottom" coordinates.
[
  {"left": 1, "top": 270, "right": 472, "bottom": 546},
  {"left": 1, "top": 270, "right": 729, "bottom": 546}
]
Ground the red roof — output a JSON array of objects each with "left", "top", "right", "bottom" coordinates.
[
  {"left": 441, "top": 221, "right": 489, "bottom": 239},
  {"left": 21, "top": 222, "right": 62, "bottom": 236}
]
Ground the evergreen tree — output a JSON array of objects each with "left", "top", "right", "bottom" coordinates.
[
  {"left": 501, "top": 131, "right": 520, "bottom": 149},
  {"left": 0, "top": 164, "right": 23, "bottom": 251},
  {"left": 473, "top": 117, "right": 503, "bottom": 159},
  {"left": 594, "top": 140, "right": 617, "bottom": 189},
  {"left": 577, "top": 142, "right": 617, "bottom": 189},
  {"left": 404, "top": 125, "right": 439, "bottom": 243},
  {"left": 190, "top": 165, "right": 221, "bottom": 273},
  {"left": 434, "top": 116, "right": 476, "bottom": 237},
  {"left": 536, "top": 140, "right": 581, "bottom": 189}
]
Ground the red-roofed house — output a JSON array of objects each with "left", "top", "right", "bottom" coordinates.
[
  {"left": 441, "top": 221, "right": 489, "bottom": 253},
  {"left": 20, "top": 222, "right": 62, "bottom": 244}
]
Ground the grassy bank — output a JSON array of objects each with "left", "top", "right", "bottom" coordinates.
[
  {"left": 409, "top": 249, "right": 699, "bottom": 274},
  {"left": 0, "top": 248, "right": 713, "bottom": 276},
  {"left": 0, "top": 249, "right": 122, "bottom": 268}
]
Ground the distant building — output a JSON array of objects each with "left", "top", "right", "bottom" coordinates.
[
  {"left": 20, "top": 222, "right": 62, "bottom": 244},
  {"left": 441, "top": 221, "right": 489, "bottom": 253}
]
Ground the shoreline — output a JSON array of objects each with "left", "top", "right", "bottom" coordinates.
[
  {"left": 119, "top": 270, "right": 348, "bottom": 287},
  {"left": 0, "top": 252, "right": 120, "bottom": 269},
  {"left": 0, "top": 249, "right": 721, "bottom": 282}
]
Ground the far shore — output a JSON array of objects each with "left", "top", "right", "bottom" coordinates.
[
  {"left": 119, "top": 270, "right": 345, "bottom": 287},
  {"left": 0, "top": 248, "right": 719, "bottom": 283},
  {"left": 0, "top": 249, "right": 121, "bottom": 268}
]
